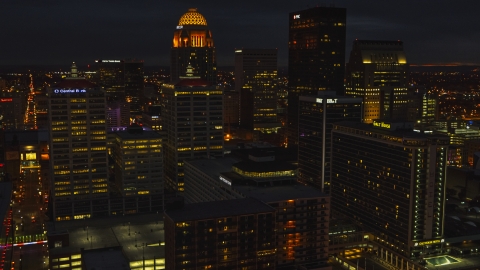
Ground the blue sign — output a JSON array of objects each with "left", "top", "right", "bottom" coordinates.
[{"left": 54, "top": 89, "right": 86, "bottom": 94}]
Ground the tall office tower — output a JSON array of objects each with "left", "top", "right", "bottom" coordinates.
[
  {"left": 287, "top": 6, "right": 346, "bottom": 147},
  {"left": 94, "top": 59, "right": 124, "bottom": 99},
  {"left": 298, "top": 92, "right": 362, "bottom": 192},
  {"left": 95, "top": 59, "right": 131, "bottom": 127},
  {"left": 48, "top": 76, "right": 109, "bottom": 221},
  {"left": 223, "top": 90, "right": 239, "bottom": 129},
  {"left": 124, "top": 59, "right": 145, "bottom": 115},
  {"left": 112, "top": 125, "right": 164, "bottom": 212},
  {"left": 106, "top": 100, "right": 130, "bottom": 129},
  {"left": 164, "top": 198, "right": 276, "bottom": 270},
  {"left": 345, "top": 40, "right": 410, "bottom": 124},
  {"left": 162, "top": 68, "right": 223, "bottom": 194},
  {"left": 235, "top": 49, "right": 280, "bottom": 134},
  {"left": 331, "top": 121, "right": 449, "bottom": 260},
  {"left": 407, "top": 89, "right": 438, "bottom": 126},
  {"left": 170, "top": 8, "right": 216, "bottom": 84}
]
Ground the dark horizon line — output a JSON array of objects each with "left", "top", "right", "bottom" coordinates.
[{"left": 1, "top": 64, "right": 479, "bottom": 74}]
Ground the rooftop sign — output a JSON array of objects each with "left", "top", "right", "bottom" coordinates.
[
  {"left": 95, "top": 60, "right": 121, "bottom": 63},
  {"left": 373, "top": 121, "right": 391, "bottom": 129},
  {"left": 0, "top": 98, "right": 12, "bottom": 102},
  {"left": 414, "top": 239, "right": 444, "bottom": 246},
  {"left": 293, "top": 14, "right": 300, "bottom": 19},
  {"left": 316, "top": 98, "right": 338, "bottom": 104},
  {"left": 53, "top": 89, "right": 87, "bottom": 94},
  {"left": 219, "top": 176, "right": 231, "bottom": 186}
]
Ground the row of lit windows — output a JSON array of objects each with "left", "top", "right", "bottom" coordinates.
[
  {"left": 122, "top": 139, "right": 161, "bottom": 144},
  {"left": 174, "top": 91, "right": 222, "bottom": 96},
  {"left": 232, "top": 167, "right": 296, "bottom": 178}
]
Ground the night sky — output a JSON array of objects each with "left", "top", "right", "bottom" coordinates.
[{"left": 1, "top": 0, "right": 479, "bottom": 67}]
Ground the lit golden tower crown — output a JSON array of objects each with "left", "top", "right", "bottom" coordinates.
[
  {"left": 170, "top": 8, "right": 216, "bottom": 84},
  {"left": 172, "top": 8, "right": 213, "bottom": 48}
]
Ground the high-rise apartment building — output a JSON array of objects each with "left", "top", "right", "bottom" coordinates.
[
  {"left": 162, "top": 69, "right": 223, "bottom": 194},
  {"left": 184, "top": 155, "right": 331, "bottom": 269},
  {"left": 164, "top": 198, "right": 276, "bottom": 270},
  {"left": 170, "top": 8, "right": 216, "bottom": 84},
  {"left": 48, "top": 78, "right": 109, "bottom": 221},
  {"left": 331, "top": 121, "right": 449, "bottom": 260},
  {"left": 235, "top": 49, "right": 280, "bottom": 134},
  {"left": 298, "top": 92, "right": 362, "bottom": 192},
  {"left": 345, "top": 40, "right": 410, "bottom": 123},
  {"left": 287, "top": 6, "right": 346, "bottom": 147}
]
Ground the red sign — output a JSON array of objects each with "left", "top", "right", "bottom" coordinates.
[{"left": 0, "top": 98, "right": 12, "bottom": 102}]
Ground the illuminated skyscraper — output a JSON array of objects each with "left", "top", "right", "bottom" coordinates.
[
  {"left": 235, "top": 48, "right": 280, "bottom": 134},
  {"left": 345, "top": 40, "right": 410, "bottom": 123},
  {"left": 94, "top": 59, "right": 124, "bottom": 100},
  {"left": 287, "top": 6, "right": 346, "bottom": 147},
  {"left": 48, "top": 76, "right": 109, "bottom": 221},
  {"left": 298, "top": 92, "right": 362, "bottom": 192},
  {"left": 331, "top": 121, "right": 448, "bottom": 260},
  {"left": 112, "top": 125, "right": 164, "bottom": 212},
  {"left": 162, "top": 67, "right": 223, "bottom": 194},
  {"left": 170, "top": 8, "right": 216, "bottom": 84}
]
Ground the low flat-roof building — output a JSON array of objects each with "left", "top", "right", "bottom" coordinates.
[{"left": 47, "top": 213, "right": 165, "bottom": 270}]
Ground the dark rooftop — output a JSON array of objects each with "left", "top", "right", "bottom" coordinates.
[
  {"left": 233, "top": 184, "right": 327, "bottom": 203},
  {"left": 165, "top": 198, "right": 274, "bottom": 222},
  {"left": 334, "top": 121, "right": 450, "bottom": 140}
]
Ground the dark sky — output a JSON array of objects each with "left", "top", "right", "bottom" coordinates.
[{"left": 1, "top": 0, "right": 479, "bottom": 67}]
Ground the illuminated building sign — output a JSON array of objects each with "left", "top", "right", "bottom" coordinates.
[
  {"left": 53, "top": 89, "right": 87, "bottom": 94},
  {"left": 219, "top": 176, "right": 231, "bottom": 186},
  {"left": 95, "top": 60, "right": 121, "bottom": 63},
  {"left": 176, "top": 25, "right": 183, "bottom": 29},
  {"left": 373, "top": 121, "right": 391, "bottom": 129},
  {"left": 414, "top": 239, "right": 444, "bottom": 246},
  {"left": 293, "top": 14, "right": 300, "bottom": 19},
  {"left": 316, "top": 98, "right": 338, "bottom": 104},
  {"left": 0, "top": 98, "right": 12, "bottom": 102}
]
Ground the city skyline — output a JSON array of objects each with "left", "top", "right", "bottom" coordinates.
[{"left": 1, "top": 0, "right": 480, "bottom": 67}]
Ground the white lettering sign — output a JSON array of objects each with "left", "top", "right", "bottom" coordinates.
[
  {"left": 316, "top": 98, "right": 338, "bottom": 104},
  {"left": 53, "top": 89, "right": 87, "bottom": 94},
  {"left": 176, "top": 25, "right": 183, "bottom": 29},
  {"left": 219, "top": 176, "right": 231, "bottom": 186},
  {"left": 294, "top": 14, "right": 300, "bottom": 19}
]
